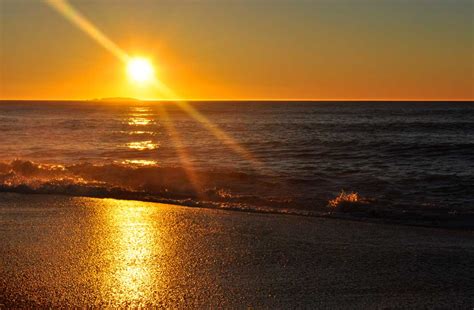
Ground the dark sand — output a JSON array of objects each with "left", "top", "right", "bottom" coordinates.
[{"left": 0, "top": 193, "right": 473, "bottom": 308}]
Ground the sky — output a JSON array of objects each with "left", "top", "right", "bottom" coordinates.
[{"left": 0, "top": 0, "right": 472, "bottom": 100}]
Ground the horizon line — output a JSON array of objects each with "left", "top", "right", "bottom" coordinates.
[{"left": 0, "top": 98, "right": 473, "bottom": 102}]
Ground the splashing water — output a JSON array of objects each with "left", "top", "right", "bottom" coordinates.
[{"left": 328, "top": 190, "right": 362, "bottom": 209}]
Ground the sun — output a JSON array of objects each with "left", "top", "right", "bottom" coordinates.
[{"left": 126, "top": 57, "right": 155, "bottom": 84}]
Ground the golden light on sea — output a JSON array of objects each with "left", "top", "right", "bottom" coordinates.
[
  {"left": 126, "top": 141, "right": 158, "bottom": 151},
  {"left": 128, "top": 117, "right": 153, "bottom": 126}
]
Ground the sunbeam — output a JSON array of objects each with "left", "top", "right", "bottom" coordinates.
[
  {"left": 152, "top": 79, "right": 262, "bottom": 167},
  {"left": 45, "top": 0, "right": 261, "bottom": 168},
  {"left": 157, "top": 104, "right": 204, "bottom": 198},
  {"left": 45, "top": 0, "right": 129, "bottom": 62}
]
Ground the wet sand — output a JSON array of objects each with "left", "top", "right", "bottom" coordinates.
[{"left": 0, "top": 193, "right": 473, "bottom": 308}]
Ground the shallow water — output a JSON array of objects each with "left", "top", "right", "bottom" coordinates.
[{"left": 0, "top": 101, "right": 473, "bottom": 221}]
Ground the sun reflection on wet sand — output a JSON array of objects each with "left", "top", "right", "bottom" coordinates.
[{"left": 102, "top": 199, "right": 161, "bottom": 306}]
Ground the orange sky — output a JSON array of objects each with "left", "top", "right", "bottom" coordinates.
[{"left": 0, "top": 0, "right": 472, "bottom": 100}]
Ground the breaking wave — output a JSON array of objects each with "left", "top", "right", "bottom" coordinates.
[
  {"left": 0, "top": 160, "right": 302, "bottom": 214},
  {"left": 1, "top": 160, "right": 473, "bottom": 229}
]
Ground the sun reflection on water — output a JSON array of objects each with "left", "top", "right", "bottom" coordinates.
[
  {"left": 133, "top": 107, "right": 151, "bottom": 113},
  {"left": 128, "top": 117, "right": 153, "bottom": 126},
  {"left": 121, "top": 159, "right": 158, "bottom": 166},
  {"left": 124, "top": 107, "right": 159, "bottom": 153},
  {"left": 126, "top": 140, "right": 159, "bottom": 151},
  {"left": 126, "top": 130, "right": 156, "bottom": 135},
  {"left": 127, "top": 106, "right": 154, "bottom": 125}
]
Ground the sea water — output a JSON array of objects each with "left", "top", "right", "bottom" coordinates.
[{"left": 0, "top": 101, "right": 473, "bottom": 224}]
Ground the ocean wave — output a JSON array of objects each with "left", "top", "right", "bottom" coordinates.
[
  {"left": 0, "top": 159, "right": 292, "bottom": 209},
  {"left": 0, "top": 160, "right": 473, "bottom": 229}
]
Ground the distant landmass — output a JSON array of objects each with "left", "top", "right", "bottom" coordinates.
[{"left": 90, "top": 97, "right": 142, "bottom": 102}]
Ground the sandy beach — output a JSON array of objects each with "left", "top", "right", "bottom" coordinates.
[{"left": 0, "top": 192, "right": 473, "bottom": 308}]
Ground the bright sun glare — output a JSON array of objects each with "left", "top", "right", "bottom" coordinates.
[{"left": 127, "top": 57, "right": 155, "bottom": 84}]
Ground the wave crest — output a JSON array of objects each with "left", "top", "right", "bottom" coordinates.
[
  {"left": 0, "top": 160, "right": 295, "bottom": 212},
  {"left": 1, "top": 160, "right": 473, "bottom": 229}
]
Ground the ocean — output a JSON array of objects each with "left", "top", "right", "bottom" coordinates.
[{"left": 0, "top": 101, "right": 473, "bottom": 226}]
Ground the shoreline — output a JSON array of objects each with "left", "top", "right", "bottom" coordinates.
[
  {"left": 1, "top": 192, "right": 473, "bottom": 307},
  {"left": 1, "top": 190, "right": 472, "bottom": 231}
]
